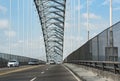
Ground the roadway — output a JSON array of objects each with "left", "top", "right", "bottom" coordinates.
[{"left": 0, "top": 65, "right": 80, "bottom": 81}]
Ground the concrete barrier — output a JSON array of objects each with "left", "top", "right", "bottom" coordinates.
[{"left": 78, "top": 64, "right": 120, "bottom": 81}]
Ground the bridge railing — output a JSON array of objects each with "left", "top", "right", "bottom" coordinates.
[
  {"left": 0, "top": 53, "right": 40, "bottom": 68},
  {"left": 64, "top": 21, "right": 120, "bottom": 63},
  {"left": 67, "top": 60, "right": 120, "bottom": 74}
]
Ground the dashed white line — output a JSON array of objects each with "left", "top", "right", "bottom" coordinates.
[
  {"left": 63, "top": 66, "right": 81, "bottom": 81},
  {"left": 41, "top": 71, "right": 45, "bottom": 74},
  {"left": 30, "top": 77, "right": 37, "bottom": 81}
]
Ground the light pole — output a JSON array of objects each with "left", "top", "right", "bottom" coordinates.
[
  {"left": 105, "top": 0, "right": 118, "bottom": 62},
  {"left": 110, "top": 0, "right": 112, "bottom": 27},
  {"left": 109, "top": 0, "right": 113, "bottom": 47},
  {"left": 87, "top": 0, "right": 89, "bottom": 41}
]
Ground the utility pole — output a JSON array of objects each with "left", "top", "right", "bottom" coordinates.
[
  {"left": 87, "top": 0, "right": 89, "bottom": 41},
  {"left": 105, "top": 0, "right": 118, "bottom": 62},
  {"left": 109, "top": 0, "right": 113, "bottom": 47},
  {"left": 110, "top": 0, "right": 112, "bottom": 27}
]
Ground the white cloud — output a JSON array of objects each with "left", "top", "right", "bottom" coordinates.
[
  {"left": 4, "top": 30, "right": 16, "bottom": 38},
  {"left": 75, "top": 5, "right": 83, "bottom": 11},
  {"left": 102, "top": 0, "right": 109, "bottom": 5},
  {"left": 63, "top": 20, "right": 109, "bottom": 59},
  {"left": 18, "top": 40, "right": 24, "bottom": 43},
  {"left": 89, "top": 0, "right": 95, "bottom": 6},
  {"left": 63, "top": 35, "right": 87, "bottom": 59},
  {"left": 83, "top": 22, "right": 97, "bottom": 30},
  {"left": 102, "top": 0, "right": 120, "bottom": 5},
  {"left": 0, "top": 38, "right": 46, "bottom": 61},
  {"left": 11, "top": 39, "right": 46, "bottom": 61},
  {"left": 114, "top": 7, "right": 120, "bottom": 11},
  {"left": 82, "top": 13, "right": 101, "bottom": 20},
  {"left": 102, "top": 0, "right": 120, "bottom": 11},
  {"left": 65, "top": 22, "right": 73, "bottom": 28},
  {"left": 0, "top": 19, "right": 9, "bottom": 29},
  {"left": 75, "top": 0, "right": 95, "bottom": 11},
  {"left": 0, "top": 5, "right": 7, "bottom": 14},
  {"left": 12, "top": 39, "right": 44, "bottom": 49},
  {"left": 82, "top": 21, "right": 109, "bottom": 31}
]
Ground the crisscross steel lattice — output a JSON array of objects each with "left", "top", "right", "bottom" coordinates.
[{"left": 34, "top": 0, "right": 66, "bottom": 63}]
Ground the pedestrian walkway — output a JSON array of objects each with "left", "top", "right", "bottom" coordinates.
[{"left": 64, "top": 63, "right": 113, "bottom": 81}]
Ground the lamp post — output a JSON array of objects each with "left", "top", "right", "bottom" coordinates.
[
  {"left": 106, "top": 0, "right": 118, "bottom": 62},
  {"left": 109, "top": 0, "right": 113, "bottom": 47},
  {"left": 110, "top": 0, "right": 112, "bottom": 27},
  {"left": 87, "top": 0, "right": 89, "bottom": 41}
]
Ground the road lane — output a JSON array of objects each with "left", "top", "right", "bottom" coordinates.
[
  {"left": 0, "top": 65, "right": 79, "bottom": 81},
  {"left": 35, "top": 65, "right": 79, "bottom": 81},
  {"left": 0, "top": 65, "right": 43, "bottom": 76},
  {"left": 0, "top": 65, "right": 49, "bottom": 81}
]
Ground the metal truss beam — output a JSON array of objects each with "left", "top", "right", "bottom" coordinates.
[{"left": 34, "top": 0, "right": 66, "bottom": 63}]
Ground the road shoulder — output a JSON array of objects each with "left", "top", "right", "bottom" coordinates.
[
  {"left": 0, "top": 65, "right": 43, "bottom": 76},
  {"left": 64, "top": 63, "right": 113, "bottom": 81}
]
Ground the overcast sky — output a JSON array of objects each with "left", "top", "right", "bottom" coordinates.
[{"left": 0, "top": 0, "right": 120, "bottom": 61}]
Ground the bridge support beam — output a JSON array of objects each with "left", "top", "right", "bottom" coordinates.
[{"left": 34, "top": 0, "right": 66, "bottom": 63}]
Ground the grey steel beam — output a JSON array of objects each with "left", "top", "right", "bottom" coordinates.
[{"left": 34, "top": 0, "right": 66, "bottom": 63}]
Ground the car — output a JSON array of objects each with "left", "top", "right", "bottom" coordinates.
[
  {"left": 50, "top": 61, "right": 56, "bottom": 65},
  {"left": 28, "top": 60, "right": 39, "bottom": 65},
  {"left": 7, "top": 60, "right": 19, "bottom": 67},
  {"left": 57, "top": 61, "right": 61, "bottom": 64}
]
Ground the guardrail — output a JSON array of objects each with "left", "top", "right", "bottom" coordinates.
[{"left": 67, "top": 60, "right": 120, "bottom": 74}]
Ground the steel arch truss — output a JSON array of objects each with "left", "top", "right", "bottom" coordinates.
[{"left": 34, "top": 0, "right": 66, "bottom": 63}]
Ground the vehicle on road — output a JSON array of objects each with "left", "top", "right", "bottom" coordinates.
[
  {"left": 28, "top": 60, "right": 39, "bottom": 65},
  {"left": 50, "top": 61, "right": 56, "bottom": 65},
  {"left": 57, "top": 61, "right": 61, "bottom": 64},
  {"left": 7, "top": 60, "right": 19, "bottom": 67}
]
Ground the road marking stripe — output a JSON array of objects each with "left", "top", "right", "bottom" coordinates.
[
  {"left": 30, "top": 77, "right": 37, "bottom": 81},
  {"left": 63, "top": 65, "right": 81, "bottom": 81},
  {"left": 41, "top": 71, "right": 45, "bottom": 74},
  {"left": 0, "top": 65, "right": 43, "bottom": 76}
]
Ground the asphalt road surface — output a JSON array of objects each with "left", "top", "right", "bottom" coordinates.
[{"left": 0, "top": 65, "right": 79, "bottom": 81}]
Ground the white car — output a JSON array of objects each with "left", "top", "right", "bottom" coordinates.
[
  {"left": 28, "top": 60, "right": 39, "bottom": 65},
  {"left": 7, "top": 60, "right": 19, "bottom": 67}
]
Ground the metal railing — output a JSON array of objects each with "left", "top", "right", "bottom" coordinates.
[
  {"left": 0, "top": 53, "right": 40, "bottom": 68},
  {"left": 64, "top": 21, "right": 120, "bottom": 63},
  {"left": 68, "top": 60, "right": 120, "bottom": 74}
]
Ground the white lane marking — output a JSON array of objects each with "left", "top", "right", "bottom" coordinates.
[
  {"left": 63, "top": 66, "right": 81, "bottom": 81},
  {"left": 41, "top": 71, "right": 45, "bottom": 74},
  {"left": 30, "top": 77, "right": 37, "bottom": 81}
]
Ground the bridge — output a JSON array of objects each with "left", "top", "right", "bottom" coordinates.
[{"left": 0, "top": 0, "right": 120, "bottom": 81}]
